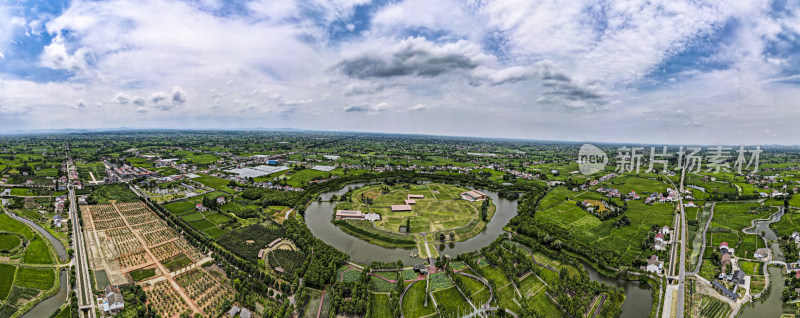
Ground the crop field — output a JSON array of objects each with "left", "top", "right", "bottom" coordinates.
[
  {"left": 0, "top": 233, "right": 21, "bottom": 250},
  {"left": 130, "top": 267, "right": 157, "bottom": 281},
  {"left": 161, "top": 253, "right": 193, "bottom": 272},
  {"left": 738, "top": 261, "right": 762, "bottom": 275},
  {"left": 0, "top": 214, "right": 35, "bottom": 239},
  {"left": 370, "top": 293, "right": 393, "bottom": 318},
  {"left": 345, "top": 183, "right": 485, "bottom": 233},
  {"left": 536, "top": 190, "right": 675, "bottom": 264},
  {"left": 694, "top": 294, "right": 731, "bottom": 318},
  {"left": 267, "top": 249, "right": 305, "bottom": 277},
  {"left": 15, "top": 267, "right": 55, "bottom": 290},
  {"left": 401, "top": 281, "right": 436, "bottom": 318},
  {"left": 433, "top": 287, "right": 471, "bottom": 317},
  {"left": 217, "top": 221, "right": 285, "bottom": 259},
  {"left": 710, "top": 202, "right": 772, "bottom": 258},
  {"left": 771, "top": 210, "right": 800, "bottom": 237},
  {"left": 459, "top": 274, "right": 491, "bottom": 306},
  {"left": 595, "top": 175, "right": 668, "bottom": 194},
  {"left": 191, "top": 174, "right": 235, "bottom": 193},
  {"left": 370, "top": 275, "right": 395, "bottom": 292},
  {"left": 22, "top": 236, "right": 54, "bottom": 264},
  {"left": 81, "top": 200, "right": 225, "bottom": 318},
  {"left": 428, "top": 272, "right": 453, "bottom": 290},
  {"left": 146, "top": 280, "right": 189, "bottom": 318},
  {"left": 175, "top": 268, "right": 232, "bottom": 315},
  {"left": 284, "top": 169, "right": 331, "bottom": 187},
  {"left": 87, "top": 184, "right": 139, "bottom": 203},
  {"left": 0, "top": 264, "right": 16, "bottom": 300}
]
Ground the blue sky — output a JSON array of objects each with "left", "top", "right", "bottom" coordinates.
[{"left": 1, "top": 0, "right": 800, "bottom": 144}]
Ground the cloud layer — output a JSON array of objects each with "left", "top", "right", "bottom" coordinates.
[{"left": 0, "top": 0, "right": 799, "bottom": 144}]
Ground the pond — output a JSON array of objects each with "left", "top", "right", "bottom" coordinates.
[{"left": 305, "top": 182, "right": 653, "bottom": 316}]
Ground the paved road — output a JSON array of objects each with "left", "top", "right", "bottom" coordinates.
[
  {"left": 69, "top": 184, "right": 96, "bottom": 318},
  {"left": 663, "top": 171, "right": 686, "bottom": 318}
]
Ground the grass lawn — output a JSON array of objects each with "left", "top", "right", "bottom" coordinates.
[
  {"left": 370, "top": 293, "right": 393, "bottom": 318},
  {"left": 10, "top": 188, "right": 35, "bottom": 196},
  {"left": 0, "top": 264, "right": 16, "bottom": 299},
  {"left": 161, "top": 253, "right": 193, "bottom": 272},
  {"left": 15, "top": 267, "right": 55, "bottom": 290},
  {"left": 432, "top": 287, "right": 471, "bottom": 317},
  {"left": 23, "top": 236, "right": 54, "bottom": 264},
  {"left": 401, "top": 281, "right": 436, "bottom": 318}
]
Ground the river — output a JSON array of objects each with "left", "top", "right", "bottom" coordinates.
[
  {"left": 8, "top": 212, "right": 70, "bottom": 317},
  {"left": 305, "top": 182, "right": 653, "bottom": 316},
  {"left": 739, "top": 206, "right": 785, "bottom": 318},
  {"left": 8, "top": 212, "right": 68, "bottom": 262},
  {"left": 739, "top": 266, "right": 784, "bottom": 318}
]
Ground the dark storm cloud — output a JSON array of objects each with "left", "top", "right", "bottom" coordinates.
[{"left": 336, "top": 46, "right": 479, "bottom": 79}]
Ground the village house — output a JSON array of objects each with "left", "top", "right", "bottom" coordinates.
[
  {"left": 101, "top": 285, "right": 125, "bottom": 314},
  {"left": 754, "top": 248, "right": 770, "bottom": 260},
  {"left": 660, "top": 226, "right": 670, "bottom": 236},
  {"left": 195, "top": 203, "right": 207, "bottom": 212},
  {"left": 53, "top": 215, "right": 63, "bottom": 228},
  {"left": 791, "top": 232, "right": 800, "bottom": 244},
  {"left": 364, "top": 213, "right": 381, "bottom": 221},
  {"left": 644, "top": 255, "right": 663, "bottom": 273},
  {"left": 654, "top": 233, "right": 665, "bottom": 250}
]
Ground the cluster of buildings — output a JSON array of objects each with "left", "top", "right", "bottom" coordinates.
[
  {"left": 460, "top": 190, "right": 487, "bottom": 202},
  {"left": 109, "top": 164, "right": 158, "bottom": 180},
  {"left": 227, "top": 306, "right": 252, "bottom": 318},
  {"left": 643, "top": 255, "right": 664, "bottom": 273},
  {"left": 334, "top": 209, "right": 381, "bottom": 221},
  {"left": 99, "top": 285, "right": 125, "bottom": 314},
  {"left": 653, "top": 226, "right": 670, "bottom": 250},
  {"left": 645, "top": 188, "right": 680, "bottom": 204}
]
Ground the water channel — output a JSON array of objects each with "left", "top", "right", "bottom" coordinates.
[
  {"left": 8, "top": 212, "right": 70, "bottom": 317},
  {"left": 304, "top": 182, "right": 653, "bottom": 316},
  {"left": 740, "top": 207, "right": 787, "bottom": 318}
]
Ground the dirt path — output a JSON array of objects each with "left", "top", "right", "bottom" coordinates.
[{"left": 109, "top": 202, "right": 202, "bottom": 314}]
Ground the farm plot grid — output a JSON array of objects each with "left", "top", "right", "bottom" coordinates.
[{"left": 81, "top": 201, "right": 227, "bottom": 318}]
